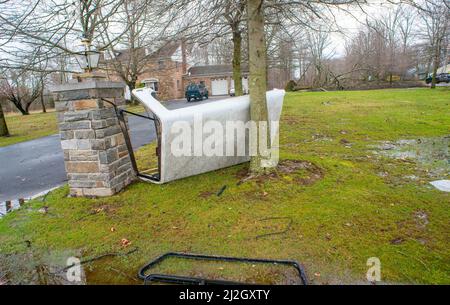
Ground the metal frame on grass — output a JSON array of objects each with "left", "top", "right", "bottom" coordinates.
[{"left": 138, "top": 252, "right": 308, "bottom": 285}]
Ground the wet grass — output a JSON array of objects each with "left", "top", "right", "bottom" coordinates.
[{"left": 0, "top": 88, "right": 449, "bottom": 284}]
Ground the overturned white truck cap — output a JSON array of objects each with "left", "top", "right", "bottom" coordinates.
[{"left": 131, "top": 88, "right": 285, "bottom": 184}]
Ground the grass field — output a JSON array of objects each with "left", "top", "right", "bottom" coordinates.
[
  {"left": 0, "top": 104, "right": 146, "bottom": 147},
  {"left": 0, "top": 111, "right": 58, "bottom": 147},
  {"left": 0, "top": 88, "right": 449, "bottom": 285}
]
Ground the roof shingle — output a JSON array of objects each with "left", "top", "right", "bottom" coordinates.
[{"left": 188, "top": 65, "right": 249, "bottom": 76}]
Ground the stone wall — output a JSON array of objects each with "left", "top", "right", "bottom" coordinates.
[{"left": 52, "top": 80, "right": 135, "bottom": 197}]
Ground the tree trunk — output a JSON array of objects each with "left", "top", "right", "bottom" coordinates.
[
  {"left": 40, "top": 89, "right": 46, "bottom": 113},
  {"left": 24, "top": 102, "right": 33, "bottom": 115},
  {"left": 431, "top": 40, "right": 441, "bottom": 89},
  {"left": 13, "top": 100, "right": 29, "bottom": 115},
  {"left": 232, "top": 30, "right": 243, "bottom": 96},
  {"left": 247, "top": 0, "right": 270, "bottom": 175},
  {"left": 0, "top": 102, "right": 10, "bottom": 137},
  {"left": 128, "top": 81, "right": 137, "bottom": 104},
  {"left": 19, "top": 108, "right": 29, "bottom": 115}
]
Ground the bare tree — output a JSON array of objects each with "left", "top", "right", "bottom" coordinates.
[
  {"left": 223, "top": 0, "right": 247, "bottom": 96},
  {"left": 399, "top": 5, "right": 417, "bottom": 53},
  {"left": 398, "top": 5, "right": 417, "bottom": 79},
  {"left": 0, "top": 0, "right": 127, "bottom": 73},
  {"left": 307, "top": 29, "right": 333, "bottom": 87},
  {"left": 417, "top": 0, "right": 449, "bottom": 88},
  {"left": 99, "top": 0, "right": 165, "bottom": 101},
  {"left": 377, "top": 8, "right": 402, "bottom": 84},
  {"left": 172, "top": 0, "right": 249, "bottom": 96},
  {"left": 341, "top": 4, "right": 422, "bottom": 85},
  {"left": 38, "top": 72, "right": 47, "bottom": 113},
  {"left": 0, "top": 70, "right": 43, "bottom": 115},
  {"left": 202, "top": 37, "right": 235, "bottom": 64}
]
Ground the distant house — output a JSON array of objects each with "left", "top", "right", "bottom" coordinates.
[
  {"left": 104, "top": 42, "right": 285, "bottom": 101},
  {"left": 183, "top": 65, "right": 250, "bottom": 96},
  {"left": 103, "top": 42, "right": 187, "bottom": 101},
  {"left": 437, "top": 63, "right": 450, "bottom": 74}
]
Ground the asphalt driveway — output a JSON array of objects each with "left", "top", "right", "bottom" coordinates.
[{"left": 0, "top": 96, "right": 225, "bottom": 202}]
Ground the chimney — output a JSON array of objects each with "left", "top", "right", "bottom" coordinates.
[{"left": 181, "top": 39, "right": 187, "bottom": 75}]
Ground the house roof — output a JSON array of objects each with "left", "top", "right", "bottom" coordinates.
[
  {"left": 150, "top": 42, "right": 181, "bottom": 59},
  {"left": 103, "top": 41, "right": 181, "bottom": 64},
  {"left": 187, "top": 65, "right": 249, "bottom": 77}
]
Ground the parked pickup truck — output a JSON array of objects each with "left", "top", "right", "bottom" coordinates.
[
  {"left": 425, "top": 73, "right": 450, "bottom": 84},
  {"left": 185, "top": 84, "right": 209, "bottom": 102}
]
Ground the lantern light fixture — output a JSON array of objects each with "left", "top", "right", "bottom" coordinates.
[{"left": 75, "top": 37, "right": 100, "bottom": 72}]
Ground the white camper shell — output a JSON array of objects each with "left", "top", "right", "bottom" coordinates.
[{"left": 128, "top": 88, "right": 285, "bottom": 184}]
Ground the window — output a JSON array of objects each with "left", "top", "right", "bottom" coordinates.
[
  {"left": 145, "top": 81, "right": 159, "bottom": 92},
  {"left": 142, "top": 78, "right": 159, "bottom": 92},
  {"left": 158, "top": 60, "right": 165, "bottom": 69},
  {"left": 177, "top": 80, "right": 180, "bottom": 90}
]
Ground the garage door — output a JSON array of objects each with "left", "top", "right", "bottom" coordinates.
[{"left": 211, "top": 79, "right": 228, "bottom": 95}]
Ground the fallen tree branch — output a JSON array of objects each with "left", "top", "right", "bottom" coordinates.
[
  {"left": 217, "top": 185, "right": 227, "bottom": 196},
  {"left": 63, "top": 247, "right": 139, "bottom": 272}
]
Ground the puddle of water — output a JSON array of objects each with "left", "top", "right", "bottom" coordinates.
[
  {"left": 371, "top": 135, "right": 450, "bottom": 181},
  {"left": 0, "top": 199, "right": 23, "bottom": 217},
  {"left": 0, "top": 186, "right": 62, "bottom": 219},
  {"left": 0, "top": 249, "right": 86, "bottom": 285},
  {"left": 372, "top": 136, "right": 450, "bottom": 177}
]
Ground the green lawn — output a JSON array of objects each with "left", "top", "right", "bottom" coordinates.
[
  {"left": 0, "top": 105, "right": 146, "bottom": 147},
  {"left": 0, "top": 88, "right": 449, "bottom": 284},
  {"left": 0, "top": 111, "right": 58, "bottom": 147}
]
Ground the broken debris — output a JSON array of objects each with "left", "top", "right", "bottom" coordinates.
[{"left": 429, "top": 180, "right": 450, "bottom": 192}]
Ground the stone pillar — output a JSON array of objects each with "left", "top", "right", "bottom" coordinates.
[{"left": 52, "top": 80, "right": 135, "bottom": 197}]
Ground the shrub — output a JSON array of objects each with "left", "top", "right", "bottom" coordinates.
[{"left": 285, "top": 80, "right": 297, "bottom": 92}]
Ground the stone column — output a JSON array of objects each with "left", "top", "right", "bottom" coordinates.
[{"left": 52, "top": 80, "right": 135, "bottom": 197}]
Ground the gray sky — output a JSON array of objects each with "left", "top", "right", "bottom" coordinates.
[{"left": 328, "top": 1, "right": 404, "bottom": 57}]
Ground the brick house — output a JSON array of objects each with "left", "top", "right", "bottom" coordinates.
[
  {"left": 183, "top": 65, "right": 249, "bottom": 96},
  {"left": 103, "top": 41, "right": 187, "bottom": 101},
  {"left": 104, "top": 42, "right": 256, "bottom": 101}
]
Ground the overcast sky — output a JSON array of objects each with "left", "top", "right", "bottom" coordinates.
[{"left": 328, "top": 1, "right": 403, "bottom": 57}]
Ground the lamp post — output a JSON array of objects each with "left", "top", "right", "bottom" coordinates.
[
  {"left": 75, "top": 37, "right": 103, "bottom": 80},
  {"left": 51, "top": 37, "right": 131, "bottom": 198}
]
